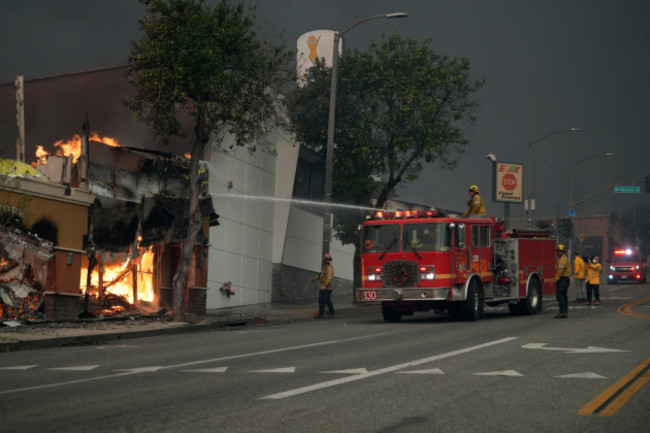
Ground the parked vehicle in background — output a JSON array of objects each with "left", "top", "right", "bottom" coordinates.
[{"left": 608, "top": 248, "right": 646, "bottom": 283}]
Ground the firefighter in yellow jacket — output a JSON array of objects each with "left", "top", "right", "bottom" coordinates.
[
  {"left": 573, "top": 252, "right": 586, "bottom": 302},
  {"left": 585, "top": 256, "right": 602, "bottom": 306},
  {"left": 312, "top": 253, "right": 335, "bottom": 318},
  {"left": 463, "top": 185, "right": 486, "bottom": 217},
  {"left": 555, "top": 244, "right": 571, "bottom": 318}
]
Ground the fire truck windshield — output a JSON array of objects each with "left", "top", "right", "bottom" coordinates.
[{"left": 362, "top": 223, "right": 450, "bottom": 253}]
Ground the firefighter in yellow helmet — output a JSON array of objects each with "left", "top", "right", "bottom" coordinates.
[
  {"left": 554, "top": 244, "right": 571, "bottom": 319},
  {"left": 462, "top": 185, "right": 486, "bottom": 217}
]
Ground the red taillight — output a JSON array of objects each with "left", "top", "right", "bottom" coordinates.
[
  {"left": 419, "top": 266, "right": 427, "bottom": 272},
  {"left": 374, "top": 267, "right": 382, "bottom": 273}
]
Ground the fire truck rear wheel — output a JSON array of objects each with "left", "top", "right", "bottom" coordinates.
[
  {"left": 382, "top": 304, "right": 402, "bottom": 322},
  {"left": 520, "top": 278, "right": 542, "bottom": 315}
]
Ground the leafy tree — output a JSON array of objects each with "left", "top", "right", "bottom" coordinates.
[
  {"left": 287, "top": 32, "right": 483, "bottom": 245},
  {"left": 125, "top": 0, "right": 293, "bottom": 319}
]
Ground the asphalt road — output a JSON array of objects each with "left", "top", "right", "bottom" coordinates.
[{"left": 1, "top": 282, "right": 648, "bottom": 433}]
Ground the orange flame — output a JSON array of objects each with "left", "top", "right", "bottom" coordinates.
[
  {"left": 80, "top": 245, "right": 155, "bottom": 305},
  {"left": 32, "top": 133, "right": 122, "bottom": 166}
]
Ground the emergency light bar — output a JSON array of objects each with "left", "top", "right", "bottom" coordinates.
[
  {"left": 367, "top": 209, "right": 445, "bottom": 220},
  {"left": 614, "top": 249, "right": 634, "bottom": 255}
]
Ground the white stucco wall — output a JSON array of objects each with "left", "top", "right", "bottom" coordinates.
[
  {"left": 204, "top": 131, "right": 354, "bottom": 310},
  {"left": 205, "top": 139, "right": 276, "bottom": 309},
  {"left": 283, "top": 206, "right": 354, "bottom": 278}
]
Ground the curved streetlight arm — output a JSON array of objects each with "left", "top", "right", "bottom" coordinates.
[
  {"left": 525, "top": 127, "right": 581, "bottom": 228},
  {"left": 339, "top": 12, "right": 408, "bottom": 37},
  {"left": 530, "top": 127, "right": 581, "bottom": 146},
  {"left": 570, "top": 152, "right": 615, "bottom": 168},
  {"left": 569, "top": 152, "right": 615, "bottom": 211},
  {"left": 322, "top": 12, "right": 408, "bottom": 256}
]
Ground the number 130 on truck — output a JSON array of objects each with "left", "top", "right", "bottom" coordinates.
[{"left": 356, "top": 210, "right": 557, "bottom": 322}]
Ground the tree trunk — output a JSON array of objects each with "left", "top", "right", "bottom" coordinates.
[{"left": 171, "top": 139, "right": 205, "bottom": 321}]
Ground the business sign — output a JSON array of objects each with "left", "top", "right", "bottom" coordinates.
[
  {"left": 613, "top": 185, "right": 640, "bottom": 194},
  {"left": 296, "top": 30, "right": 341, "bottom": 87},
  {"left": 493, "top": 162, "right": 524, "bottom": 203}
]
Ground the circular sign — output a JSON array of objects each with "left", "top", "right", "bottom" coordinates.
[{"left": 501, "top": 173, "right": 517, "bottom": 191}]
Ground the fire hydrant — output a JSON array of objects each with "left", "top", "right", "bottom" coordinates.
[{"left": 220, "top": 281, "right": 234, "bottom": 298}]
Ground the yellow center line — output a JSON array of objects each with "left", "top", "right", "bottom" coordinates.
[
  {"left": 617, "top": 297, "right": 650, "bottom": 320},
  {"left": 579, "top": 358, "right": 650, "bottom": 416}
]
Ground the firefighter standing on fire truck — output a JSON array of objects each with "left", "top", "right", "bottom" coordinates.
[
  {"left": 555, "top": 244, "right": 571, "bottom": 319},
  {"left": 462, "top": 185, "right": 486, "bottom": 217}
]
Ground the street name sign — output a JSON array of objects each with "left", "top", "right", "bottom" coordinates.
[{"left": 613, "top": 186, "right": 640, "bottom": 194}]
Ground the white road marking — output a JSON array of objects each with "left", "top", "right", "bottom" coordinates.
[
  {"left": 522, "top": 343, "right": 630, "bottom": 354},
  {"left": 0, "top": 365, "right": 38, "bottom": 370},
  {"left": 555, "top": 372, "right": 607, "bottom": 379},
  {"left": 322, "top": 368, "right": 368, "bottom": 374},
  {"left": 113, "top": 367, "right": 165, "bottom": 373},
  {"left": 96, "top": 344, "right": 139, "bottom": 350},
  {"left": 48, "top": 365, "right": 99, "bottom": 371},
  {"left": 181, "top": 367, "right": 228, "bottom": 373},
  {"left": 397, "top": 368, "right": 444, "bottom": 375},
  {"left": 163, "top": 332, "right": 393, "bottom": 370},
  {"left": 0, "top": 333, "right": 392, "bottom": 395},
  {"left": 250, "top": 367, "right": 296, "bottom": 373},
  {"left": 474, "top": 370, "right": 524, "bottom": 377},
  {"left": 260, "top": 337, "right": 518, "bottom": 400}
]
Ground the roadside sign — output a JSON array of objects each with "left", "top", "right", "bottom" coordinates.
[
  {"left": 613, "top": 186, "right": 640, "bottom": 194},
  {"left": 567, "top": 210, "right": 577, "bottom": 217}
]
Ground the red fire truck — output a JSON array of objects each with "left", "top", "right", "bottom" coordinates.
[
  {"left": 607, "top": 248, "right": 647, "bottom": 284},
  {"left": 356, "top": 210, "right": 557, "bottom": 321}
]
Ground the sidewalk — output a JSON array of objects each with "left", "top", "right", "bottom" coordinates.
[{"left": 0, "top": 295, "right": 378, "bottom": 351}]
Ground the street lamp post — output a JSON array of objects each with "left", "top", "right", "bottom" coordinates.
[
  {"left": 526, "top": 128, "right": 580, "bottom": 228},
  {"left": 567, "top": 152, "right": 615, "bottom": 255},
  {"left": 322, "top": 12, "right": 407, "bottom": 256}
]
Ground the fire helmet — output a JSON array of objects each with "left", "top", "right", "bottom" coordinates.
[
  {"left": 322, "top": 253, "right": 333, "bottom": 262},
  {"left": 556, "top": 244, "right": 566, "bottom": 252},
  {"left": 469, "top": 185, "right": 480, "bottom": 193}
]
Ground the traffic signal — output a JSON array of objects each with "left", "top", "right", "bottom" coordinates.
[{"left": 558, "top": 218, "right": 572, "bottom": 238}]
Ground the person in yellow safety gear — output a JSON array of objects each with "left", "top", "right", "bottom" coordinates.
[
  {"left": 311, "top": 253, "right": 335, "bottom": 318},
  {"left": 573, "top": 252, "right": 586, "bottom": 302},
  {"left": 554, "top": 244, "right": 571, "bottom": 319},
  {"left": 462, "top": 185, "right": 486, "bottom": 217},
  {"left": 585, "top": 256, "right": 602, "bottom": 306}
]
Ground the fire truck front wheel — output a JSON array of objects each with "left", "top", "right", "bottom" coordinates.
[{"left": 460, "top": 280, "right": 482, "bottom": 321}]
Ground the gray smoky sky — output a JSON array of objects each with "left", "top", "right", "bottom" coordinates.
[{"left": 2, "top": 0, "right": 649, "bottom": 221}]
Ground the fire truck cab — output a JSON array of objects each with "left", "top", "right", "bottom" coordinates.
[
  {"left": 608, "top": 248, "right": 647, "bottom": 283},
  {"left": 356, "top": 210, "right": 557, "bottom": 322}
]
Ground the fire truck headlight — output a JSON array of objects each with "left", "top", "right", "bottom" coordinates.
[
  {"left": 609, "top": 266, "right": 615, "bottom": 271},
  {"left": 419, "top": 266, "right": 435, "bottom": 280},
  {"left": 635, "top": 265, "right": 640, "bottom": 270}
]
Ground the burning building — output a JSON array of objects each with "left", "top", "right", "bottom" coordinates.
[
  {"left": 0, "top": 66, "right": 356, "bottom": 317},
  {"left": 0, "top": 131, "right": 217, "bottom": 321}
]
